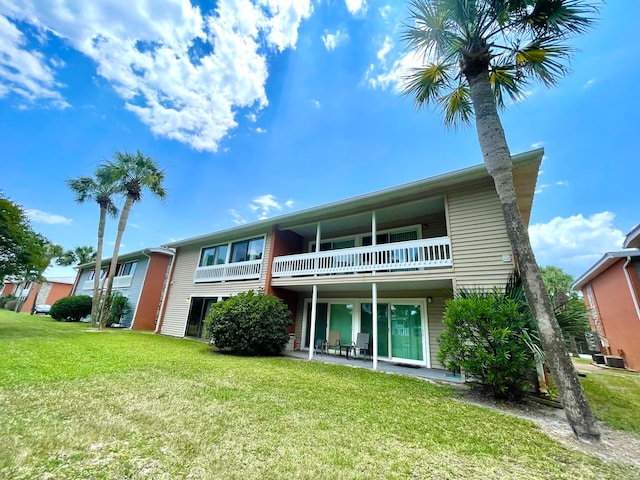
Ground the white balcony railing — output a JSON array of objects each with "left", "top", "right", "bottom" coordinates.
[
  {"left": 113, "top": 275, "right": 134, "bottom": 289},
  {"left": 272, "top": 236, "right": 452, "bottom": 278},
  {"left": 194, "top": 259, "right": 262, "bottom": 283},
  {"left": 83, "top": 278, "right": 104, "bottom": 291}
]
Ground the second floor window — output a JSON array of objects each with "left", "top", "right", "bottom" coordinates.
[
  {"left": 200, "top": 245, "right": 228, "bottom": 267},
  {"left": 117, "top": 261, "right": 137, "bottom": 277},
  {"left": 87, "top": 268, "right": 107, "bottom": 281},
  {"left": 230, "top": 237, "right": 264, "bottom": 263}
]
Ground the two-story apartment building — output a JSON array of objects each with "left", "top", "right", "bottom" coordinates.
[
  {"left": 72, "top": 248, "right": 174, "bottom": 329},
  {"left": 157, "top": 149, "right": 542, "bottom": 369}
]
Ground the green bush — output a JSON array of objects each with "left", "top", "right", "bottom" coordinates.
[
  {"left": 4, "top": 299, "right": 18, "bottom": 311},
  {"left": 0, "top": 294, "right": 16, "bottom": 308},
  {"left": 50, "top": 295, "right": 92, "bottom": 322},
  {"left": 206, "top": 290, "right": 291, "bottom": 356},
  {"left": 438, "top": 290, "right": 535, "bottom": 400},
  {"left": 106, "top": 292, "right": 131, "bottom": 327}
]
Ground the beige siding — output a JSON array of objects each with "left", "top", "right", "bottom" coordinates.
[
  {"left": 160, "top": 232, "right": 272, "bottom": 337},
  {"left": 447, "top": 183, "right": 514, "bottom": 289},
  {"left": 421, "top": 212, "right": 448, "bottom": 238},
  {"left": 427, "top": 295, "right": 449, "bottom": 368}
]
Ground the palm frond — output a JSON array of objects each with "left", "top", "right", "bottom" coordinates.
[
  {"left": 438, "top": 81, "right": 474, "bottom": 127},
  {"left": 489, "top": 64, "right": 523, "bottom": 107},
  {"left": 401, "top": 62, "right": 455, "bottom": 107},
  {"left": 525, "top": 0, "right": 598, "bottom": 36},
  {"left": 403, "top": 0, "right": 461, "bottom": 59},
  {"left": 515, "top": 37, "right": 573, "bottom": 86}
]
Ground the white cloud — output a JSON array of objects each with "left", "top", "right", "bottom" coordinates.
[
  {"left": 376, "top": 35, "right": 393, "bottom": 64},
  {"left": 345, "top": 0, "right": 368, "bottom": 16},
  {"left": 229, "top": 209, "right": 247, "bottom": 225},
  {"left": 583, "top": 78, "right": 595, "bottom": 89},
  {"left": 25, "top": 209, "right": 72, "bottom": 225},
  {"left": 0, "top": 16, "right": 69, "bottom": 108},
  {"left": 321, "top": 30, "right": 347, "bottom": 51},
  {"left": 531, "top": 141, "right": 545, "bottom": 149},
  {"left": 534, "top": 184, "right": 549, "bottom": 195},
  {"left": 311, "top": 99, "right": 321, "bottom": 108},
  {"left": 285, "top": 199, "right": 294, "bottom": 208},
  {"left": 246, "top": 113, "right": 257, "bottom": 122},
  {"left": 379, "top": 5, "right": 391, "bottom": 19},
  {"left": 555, "top": 180, "right": 569, "bottom": 186},
  {"left": 250, "top": 194, "right": 283, "bottom": 218},
  {"left": 0, "top": 0, "right": 313, "bottom": 152},
  {"left": 255, "top": 127, "right": 267, "bottom": 133},
  {"left": 366, "top": 50, "right": 423, "bottom": 92},
  {"left": 529, "top": 212, "right": 625, "bottom": 277}
]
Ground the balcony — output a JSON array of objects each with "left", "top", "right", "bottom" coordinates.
[
  {"left": 194, "top": 259, "right": 262, "bottom": 283},
  {"left": 82, "top": 275, "right": 132, "bottom": 291},
  {"left": 83, "top": 278, "right": 103, "bottom": 291},
  {"left": 272, "top": 236, "right": 452, "bottom": 278}
]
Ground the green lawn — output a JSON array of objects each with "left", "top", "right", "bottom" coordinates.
[
  {"left": 578, "top": 363, "right": 640, "bottom": 435},
  {"left": 0, "top": 312, "right": 638, "bottom": 479}
]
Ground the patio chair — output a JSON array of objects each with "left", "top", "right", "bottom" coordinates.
[
  {"left": 313, "top": 338, "right": 325, "bottom": 355},
  {"left": 326, "top": 329, "right": 341, "bottom": 355},
  {"left": 352, "top": 332, "right": 370, "bottom": 360}
]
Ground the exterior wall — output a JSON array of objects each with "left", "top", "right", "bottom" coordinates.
[
  {"left": 160, "top": 232, "right": 272, "bottom": 337},
  {"left": 583, "top": 259, "right": 640, "bottom": 370},
  {"left": 116, "top": 256, "right": 150, "bottom": 328},
  {"left": 447, "top": 181, "right": 515, "bottom": 289},
  {"left": 132, "top": 253, "right": 173, "bottom": 330},
  {"left": 45, "top": 282, "right": 73, "bottom": 305},
  {"left": 19, "top": 285, "right": 38, "bottom": 313},
  {"left": 427, "top": 295, "right": 449, "bottom": 369}
]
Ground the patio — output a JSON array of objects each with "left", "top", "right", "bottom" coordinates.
[{"left": 285, "top": 350, "right": 464, "bottom": 383}]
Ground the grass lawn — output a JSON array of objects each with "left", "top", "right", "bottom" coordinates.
[
  {"left": 1, "top": 312, "right": 638, "bottom": 480},
  {"left": 577, "top": 362, "right": 640, "bottom": 435}
]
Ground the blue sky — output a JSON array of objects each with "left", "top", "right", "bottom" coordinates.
[{"left": 0, "top": 0, "right": 637, "bottom": 281}]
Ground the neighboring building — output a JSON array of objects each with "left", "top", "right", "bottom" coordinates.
[
  {"left": 72, "top": 248, "right": 174, "bottom": 330},
  {"left": 157, "top": 149, "right": 542, "bottom": 369},
  {"left": 572, "top": 225, "right": 640, "bottom": 370},
  {"left": 1, "top": 277, "right": 74, "bottom": 312},
  {"left": 0, "top": 280, "right": 17, "bottom": 297}
]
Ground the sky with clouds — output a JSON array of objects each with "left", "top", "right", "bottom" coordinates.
[{"left": 0, "top": 0, "right": 637, "bottom": 281}]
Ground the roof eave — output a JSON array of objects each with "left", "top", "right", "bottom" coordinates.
[{"left": 572, "top": 249, "right": 640, "bottom": 290}]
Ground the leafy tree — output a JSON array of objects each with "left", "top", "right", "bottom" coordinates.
[
  {"left": 0, "top": 193, "right": 55, "bottom": 282},
  {"left": 56, "top": 246, "right": 97, "bottom": 266},
  {"left": 401, "top": 0, "right": 600, "bottom": 440},
  {"left": 67, "top": 175, "right": 119, "bottom": 328},
  {"left": 95, "top": 151, "right": 166, "bottom": 329},
  {"left": 206, "top": 290, "right": 291, "bottom": 356},
  {"left": 541, "top": 266, "right": 590, "bottom": 353}
]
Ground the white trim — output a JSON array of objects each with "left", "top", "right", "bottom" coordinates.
[
  {"left": 301, "top": 296, "right": 430, "bottom": 367},
  {"left": 156, "top": 253, "right": 176, "bottom": 333},
  {"left": 572, "top": 249, "right": 640, "bottom": 290}
]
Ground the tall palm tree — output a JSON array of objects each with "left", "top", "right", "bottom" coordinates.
[
  {"left": 401, "top": 0, "right": 600, "bottom": 440},
  {"left": 67, "top": 176, "right": 119, "bottom": 328},
  {"left": 57, "top": 246, "right": 97, "bottom": 266},
  {"left": 96, "top": 151, "right": 167, "bottom": 328}
]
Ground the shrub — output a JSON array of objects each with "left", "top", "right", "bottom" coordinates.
[
  {"left": 206, "top": 290, "right": 291, "bottom": 356},
  {"left": 0, "top": 294, "right": 16, "bottom": 308},
  {"left": 106, "top": 292, "right": 131, "bottom": 327},
  {"left": 50, "top": 295, "right": 92, "bottom": 322},
  {"left": 438, "top": 290, "right": 535, "bottom": 400},
  {"left": 4, "top": 299, "right": 17, "bottom": 311}
]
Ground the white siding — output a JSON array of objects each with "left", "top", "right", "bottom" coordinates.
[{"left": 160, "top": 232, "right": 272, "bottom": 337}]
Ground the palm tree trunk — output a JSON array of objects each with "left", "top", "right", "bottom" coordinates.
[
  {"left": 98, "top": 196, "right": 133, "bottom": 329},
  {"left": 91, "top": 207, "right": 107, "bottom": 328},
  {"left": 466, "top": 69, "right": 600, "bottom": 441}
]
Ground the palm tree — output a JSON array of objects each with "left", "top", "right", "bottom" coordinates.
[
  {"left": 96, "top": 151, "right": 167, "bottom": 328},
  {"left": 67, "top": 176, "right": 119, "bottom": 328},
  {"left": 56, "top": 246, "right": 97, "bottom": 266},
  {"left": 401, "top": 0, "right": 600, "bottom": 440}
]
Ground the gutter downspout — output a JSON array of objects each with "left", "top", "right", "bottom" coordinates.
[
  {"left": 623, "top": 256, "right": 640, "bottom": 322},
  {"left": 155, "top": 250, "right": 176, "bottom": 334}
]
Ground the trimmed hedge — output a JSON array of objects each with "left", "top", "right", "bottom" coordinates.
[
  {"left": 50, "top": 295, "right": 92, "bottom": 322},
  {"left": 206, "top": 290, "right": 291, "bottom": 356}
]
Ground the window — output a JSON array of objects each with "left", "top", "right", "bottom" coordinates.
[
  {"left": 199, "top": 245, "right": 228, "bottom": 267},
  {"left": 363, "top": 229, "right": 418, "bottom": 246},
  {"left": 117, "top": 261, "right": 137, "bottom": 277},
  {"left": 230, "top": 237, "right": 264, "bottom": 263},
  {"left": 88, "top": 267, "right": 108, "bottom": 281}
]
